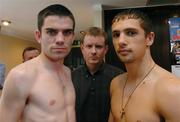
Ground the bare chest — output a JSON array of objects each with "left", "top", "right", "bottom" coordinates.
[
  {"left": 26, "top": 75, "right": 75, "bottom": 112},
  {"left": 111, "top": 82, "right": 160, "bottom": 122}
]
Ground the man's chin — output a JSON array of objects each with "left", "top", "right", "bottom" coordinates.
[
  {"left": 120, "top": 58, "right": 134, "bottom": 64},
  {"left": 89, "top": 60, "right": 99, "bottom": 64}
]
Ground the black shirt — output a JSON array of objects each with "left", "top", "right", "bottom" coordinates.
[{"left": 72, "top": 62, "right": 123, "bottom": 122}]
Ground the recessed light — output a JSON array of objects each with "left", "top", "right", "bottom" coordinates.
[
  {"left": 80, "top": 31, "right": 85, "bottom": 35},
  {"left": 1, "top": 20, "right": 11, "bottom": 26}
]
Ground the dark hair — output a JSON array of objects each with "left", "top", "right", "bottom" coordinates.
[
  {"left": 22, "top": 47, "right": 39, "bottom": 59},
  {"left": 38, "top": 4, "right": 75, "bottom": 32},
  {"left": 81, "top": 27, "right": 108, "bottom": 45},
  {"left": 112, "top": 9, "right": 152, "bottom": 36}
]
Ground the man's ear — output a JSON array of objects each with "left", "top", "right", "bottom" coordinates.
[
  {"left": 34, "top": 30, "right": 41, "bottom": 44},
  {"left": 80, "top": 43, "right": 84, "bottom": 51},
  {"left": 105, "top": 45, "right": 108, "bottom": 54},
  {"left": 146, "top": 32, "right": 155, "bottom": 47},
  {"left": 71, "top": 34, "right": 76, "bottom": 45}
]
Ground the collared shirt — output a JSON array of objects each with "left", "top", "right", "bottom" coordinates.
[{"left": 72, "top": 62, "right": 123, "bottom": 122}]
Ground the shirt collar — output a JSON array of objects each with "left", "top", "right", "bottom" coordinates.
[{"left": 83, "top": 61, "right": 106, "bottom": 75}]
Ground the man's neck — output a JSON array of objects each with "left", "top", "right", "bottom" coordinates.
[
  {"left": 125, "top": 58, "right": 155, "bottom": 83},
  {"left": 86, "top": 62, "right": 103, "bottom": 75},
  {"left": 39, "top": 53, "right": 64, "bottom": 71}
]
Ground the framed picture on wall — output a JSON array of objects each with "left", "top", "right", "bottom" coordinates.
[
  {"left": 169, "top": 17, "right": 180, "bottom": 65},
  {"left": 169, "top": 17, "right": 180, "bottom": 77},
  {"left": 0, "top": 63, "right": 5, "bottom": 88}
]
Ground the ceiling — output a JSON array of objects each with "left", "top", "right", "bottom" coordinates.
[{"left": 0, "top": 0, "right": 179, "bottom": 42}]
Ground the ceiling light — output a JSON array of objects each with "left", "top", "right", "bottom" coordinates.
[
  {"left": 80, "top": 31, "right": 85, "bottom": 35},
  {"left": 1, "top": 20, "right": 11, "bottom": 26}
]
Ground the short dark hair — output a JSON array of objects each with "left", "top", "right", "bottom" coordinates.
[
  {"left": 22, "top": 47, "right": 39, "bottom": 59},
  {"left": 38, "top": 4, "right": 75, "bottom": 32},
  {"left": 81, "top": 27, "right": 108, "bottom": 45},
  {"left": 112, "top": 9, "right": 153, "bottom": 36}
]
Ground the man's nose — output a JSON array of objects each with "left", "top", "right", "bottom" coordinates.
[
  {"left": 55, "top": 32, "right": 65, "bottom": 44},
  {"left": 91, "top": 46, "right": 97, "bottom": 53},
  {"left": 117, "top": 33, "right": 127, "bottom": 46},
  {"left": 118, "top": 33, "right": 125, "bottom": 43}
]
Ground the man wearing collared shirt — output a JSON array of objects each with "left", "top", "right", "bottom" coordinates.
[{"left": 72, "top": 27, "right": 123, "bottom": 122}]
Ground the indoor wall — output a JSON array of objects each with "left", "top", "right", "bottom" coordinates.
[{"left": 0, "top": 34, "right": 40, "bottom": 76}]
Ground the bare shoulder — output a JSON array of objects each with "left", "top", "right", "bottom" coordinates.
[
  {"left": 154, "top": 66, "right": 180, "bottom": 94},
  {"left": 110, "top": 73, "right": 126, "bottom": 94},
  {"left": 61, "top": 65, "right": 73, "bottom": 87},
  {"left": 154, "top": 66, "right": 180, "bottom": 120},
  {"left": 3, "top": 60, "right": 38, "bottom": 95},
  {"left": 62, "top": 65, "right": 71, "bottom": 78},
  {"left": 7, "top": 61, "right": 36, "bottom": 82},
  {"left": 6, "top": 64, "right": 30, "bottom": 84}
]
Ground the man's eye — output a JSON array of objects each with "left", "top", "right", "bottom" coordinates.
[
  {"left": 126, "top": 31, "right": 137, "bottom": 36},
  {"left": 85, "top": 45, "right": 92, "bottom": 48},
  {"left": 96, "top": 45, "right": 103, "bottom": 49},
  {"left": 47, "top": 30, "right": 57, "bottom": 36},
  {"left": 63, "top": 30, "right": 74, "bottom": 36},
  {"left": 112, "top": 32, "right": 120, "bottom": 38}
]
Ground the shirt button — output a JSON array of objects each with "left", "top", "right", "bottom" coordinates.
[
  {"left": 90, "top": 87, "right": 95, "bottom": 94},
  {"left": 90, "top": 87, "right": 95, "bottom": 91}
]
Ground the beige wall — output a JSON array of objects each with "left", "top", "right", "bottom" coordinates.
[{"left": 0, "top": 34, "right": 40, "bottom": 76}]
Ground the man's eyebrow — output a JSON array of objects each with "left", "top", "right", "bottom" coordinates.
[
  {"left": 45, "top": 28, "right": 73, "bottom": 31},
  {"left": 123, "top": 27, "right": 138, "bottom": 31},
  {"left": 112, "top": 28, "right": 137, "bottom": 32},
  {"left": 63, "top": 29, "right": 74, "bottom": 31},
  {"left": 112, "top": 30, "right": 119, "bottom": 33},
  {"left": 45, "top": 28, "right": 57, "bottom": 31}
]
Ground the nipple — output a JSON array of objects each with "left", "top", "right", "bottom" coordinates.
[{"left": 49, "top": 100, "right": 56, "bottom": 106}]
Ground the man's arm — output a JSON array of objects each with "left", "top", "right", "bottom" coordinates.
[
  {"left": 156, "top": 77, "right": 180, "bottom": 121},
  {"left": 108, "top": 109, "right": 114, "bottom": 122},
  {"left": 0, "top": 69, "right": 28, "bottom": 122},
  {"left": 108, "top": 75, "right": 119, "bottom": 122}
]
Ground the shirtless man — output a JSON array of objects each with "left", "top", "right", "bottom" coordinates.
[
  {"left": 0, "top": 4, "right": 76, "bottom": 122},
  {"left": 22, "top": 47, "right": 40, "bottom": 62},
  {"left": 109, "top": 9, "right": 180, "bottom": 122}
]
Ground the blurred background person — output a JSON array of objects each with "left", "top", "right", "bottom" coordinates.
[{"left": 22, "top": 46, "right": 40, "bottom": 62}]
